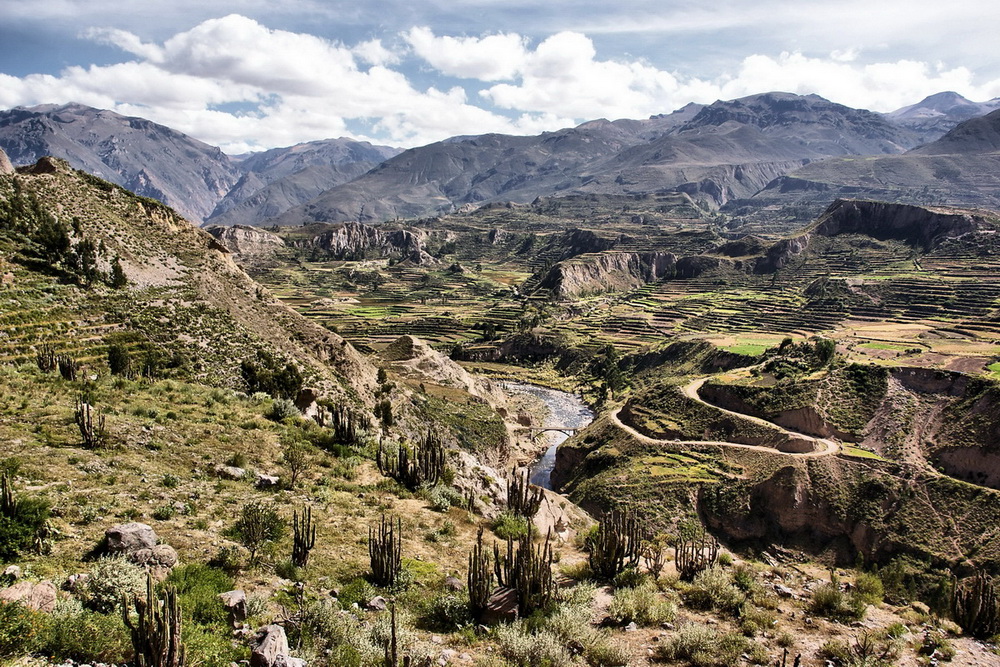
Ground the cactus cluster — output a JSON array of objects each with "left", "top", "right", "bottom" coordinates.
[
  {"left": 588, "top": 511, "right": 642, "bottom": 580},
  {"left": 35, "top": 343, "right": 57, "bottom": 372},
  {"left": 292, "top": 505, "right": 317, "bottom": 568},
  {"left": 376, "top": 434, "right": 445, "bottom": 490},
  {"left": 75, "top": 398, "right": 107, "bottom": 449},
  {"left": 507, "top": 468, "right": 544, "bottom": 519},
  {"left": 58, "top": 354, "right": 79, "bottom": 381},
  {"left": 676, "top": 534, "right": 720, "bottom": 582},
  {"left": 494, "top": 529, "right": 555, "bottom": 617},
  {"left": 369, "top": 514, "right": 403, "bottom": 588},
  {"left": 122, "top": 573, "right": 186, "bottom": 667},
  {"left": 952, "top": 571, "right": 1000, "bottom": 639},
  {"left": 468, "top": 527, "right": 493, "bottom": 622}
]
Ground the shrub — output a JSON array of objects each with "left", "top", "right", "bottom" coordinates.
[
  {"left": 611, "top": 567, "right": 648, "bottom": 589},
  {"left": 226, "top": 500, "right": 285, "bottom": 564},
  {"left": 41, "top": 598, "right": 132, "bottom": 663},
  {"left": 152, "top": 504, "right": 175, "bottom": 520},
  {"left": 854, "top": 572, "right": 884, "bottom": 605},
  {"left": 81, "top": 555, "right": 146, "bottom": 613},
  {"left": 166, "top": 563, "right": 234, "bottom": 626},
  {"left": 492, "top": 511, "right": 531, "bottom": 540},
  {"left": 182, "top": 624, "right": 249, "bottom": 666},
  {"left": 657, "top": 625, "right": 762, "bottom": 667},
  {"left": 810, "top": 578, "right": 867, "bottom": 622},
  {"left": 275, "top": 559, "right": 305, "bottom": 582},
  {"left": 0, "top": 478, "right": 51, "bottom": 561},
  {"left": 266, "top": 398, "right": 300, "bottom": 422},
  {"left": 299, "top": 598, "right": 381, "bottom": 666},
  {"left": 494, "top": 624, "right": 574, "bottom": 667},
  {"left": 608, "top": 580, "right": 676, "bottom": 626},
  {"left": 686, "top": 567, "right": 744, "bottom": 614},
  {"left": 424, "top": 592, "right": 472, "bottom": 631},
  {"left": 337, "top": 577, "right": 377, "bottom": 609},
  {"left": 737, "top": 604, "right": 776, "bottom": 637},
  {"left": 0, "top": 600, "right": 44, "bottom": 659}
]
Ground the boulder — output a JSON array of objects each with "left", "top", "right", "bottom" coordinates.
[
  {"left": 256, "top": 474, "right": 281, "bottom": 489},
  {"left": 219, "top": 589, "right": 248, "bottom": 625},
  {"left": 130, "top": 544, "right": 179, "bottom": 570},
  {"left": 443, "top": 576, "right": 464, "bottom": 591},
  {"left": 479, "top": 587, "right": 518, "bottom": 625},
  {"left": 0, "top": 148, "right": 13, "bottom": 175},
  {"left": 250, "top": 625, "right": 291, "bottom": 667},
  {"left": 105, "top": 522, "right": 157, "bottom": 554},
  {"left": 215, "top": 465, "right": 246, "bottom": 480},
  {"left": 366, "top": 595, "right": 388, "bottom": 611},
  {"left": 0, "top": 579, "right": 58, "bottom": 612},
  {"left": 1, "top": 565, "right": 21, "bottom": 582}
]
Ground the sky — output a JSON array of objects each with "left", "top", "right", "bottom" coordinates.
[{"left": 2, "top": 1, "right": 1000, "bottom": 154}]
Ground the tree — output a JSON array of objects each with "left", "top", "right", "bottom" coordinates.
[
  {"left": 109, "top": 256, "right": 128, "bottom": 288},
  {"left": 281, "top": 442, "right": 311, "bottom": 488},
  {"left": 226, "top": 501, "right": 285, "bottom": 566}
]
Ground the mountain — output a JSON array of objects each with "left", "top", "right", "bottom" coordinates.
[
  {"left": 743, "top": 108, "right": 1000, "bottom": 217},
  {"left": 268, "top": 92, "right": 920, "bottom": 226},
  {"left": 206, "top": 138, "right": 402, "bottom": 226},
  {"left": 0, "top": 103, "right": 240, "bottom": 223},
  {"left": 886, "top": 91, "right": 1000, "bottom": 145}
]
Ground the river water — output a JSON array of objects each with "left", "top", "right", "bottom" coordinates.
[{"left": 502, "top": 382, "right": 595, "bottom": 490}]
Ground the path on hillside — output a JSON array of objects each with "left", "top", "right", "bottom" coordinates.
[{"left": 611, "top": 375, "right": 840, "bottom": 457}]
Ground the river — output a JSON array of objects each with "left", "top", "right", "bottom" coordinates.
[{"left": 502, "top": 382, "right": 595, "bottom": 490}]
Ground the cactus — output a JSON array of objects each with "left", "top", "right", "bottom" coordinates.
[
  {"left": 675, "top": 534, "right": 720, "bottom": 582},
  {"left": 35, "top": 344, "right": 57, "bottom": 372},
  {"left": 952, "top": 571, "right": 1000, "bottom": 639},
  {"left": 1, "top": 474, "right": 16, "bottom": 517},
  {"left": 383, "top": 600, "right": 412, "bottom": 667},
  {"left": 494, "top": 529, "right": 554, "bottom": 617},
  {"left": 507, "top": 468, "right": 544, "bottom": 519},
  {"left": 377, "top": 433, "right": 445, "bottom": 490},
  {"left": 588, "top": 511, "right": 642, "bottom": 580},
  {"left": 369, "top": 514, "right": 403, "bottom": 588},
  {"left": 122, "top": 572, "right": 186, "bottom": 667},
  {"left": 75, "top": 398, "right": 107, "bottom": 449},
  {"left": 57, "top": 354, "right": 78, "bottom": 381},
  {"left": 468, "top": 527, "right": 493, "bottom": 622},
  {"left": 291, "top": 505, "right": 316, "bottom": 568}
]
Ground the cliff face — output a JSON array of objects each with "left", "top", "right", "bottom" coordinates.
[
  {"left": 812, "top": 199, "right": 981, "bottom": 250},
  {"left": 0, "top": 147, "right": 13, "bottom": 175},
  {"left": 205, "top": 225, "right": 285, "bottom": 257},
  {"left": 537, "top": 251, "right": 679, "bottom": 298},
  {"left": 305, "top": 222, "right": 437, "bottom": 264}
]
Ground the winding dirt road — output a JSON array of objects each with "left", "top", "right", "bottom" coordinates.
[{"left": 611, "top": 375, "right": 840, "bottom": 458}]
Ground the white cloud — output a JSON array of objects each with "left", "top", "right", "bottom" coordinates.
[
  {"left": 353, "top": 38, "right": 400, "bottom": 66},
  {"left": 404, "top": 27, "right": 528, "bottom": 80}
]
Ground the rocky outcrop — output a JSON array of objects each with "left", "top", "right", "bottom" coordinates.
[
  {"left": 753, "top": 234, "right": 811, "bottom": 273},
  {"left": 812, "top": 199, "right": 981, "bottom": 250},
  {"left": 381, "top": 335, "right": 505, "bottom": 407},
  {"left": 105, "top": 522, "right": 158, "bottom": 553},
  {"left": 0, "top": 579, "right": 58, "bottom": 612},
  {"left": 0, "top": 147, "right": 13, "bottom": 175},
  {"left": 206, "top": 225, "right": 285, "bottom": 257},
  {"left": 305, "top": 222, "right": 437, "bottom": 265}
]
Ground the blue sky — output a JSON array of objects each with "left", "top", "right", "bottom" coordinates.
[{"left": 2, "top": 0, "right": 999, "bottom": 153}]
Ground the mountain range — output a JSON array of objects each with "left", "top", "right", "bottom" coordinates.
[{"left": 1, "top": 91, "right": 999, "bottom": 228}]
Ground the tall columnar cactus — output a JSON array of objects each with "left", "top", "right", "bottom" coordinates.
[
  {"left": 57, "top": 354, "right": 78, "bottom": 381},
  {"left": 468, "top": 527, "right": 493, "bottom": 622},
  {"left": 376, "top": 433, "right": 445, "bottom": 490},
  {"left": 675, "top": 534, "right": 720, "bottom": 582},
  {"left": 292, "top": 505, "right": 317, "bottom": 568},
  {"left": 35, "top": 344, "right": 57, "bottom": 372},
  {"left": 122, "top": 572, "right": 186, "bottom": 667},
  {"left": 494, "top": 529, "right": 554, "bottom": 617},
  {"left": 952, "top": 571, "right": 1000, "bottom": 639},
  {"left": 369, "top": 514, "right": 403, "bottom": 588},
  {"left": 1, "top": 474, "right": 16, "bottom": 517},
  {"left": 75, "top": 398, "right": 107, "bottom": 449},
  {"left": 507, "top": 468, "right": 544, "bottom": 519},
  {"left": 588, "top": 511, "right": 642, "bottom": 580}
]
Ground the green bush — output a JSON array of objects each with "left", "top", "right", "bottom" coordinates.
[
  {"left": 492, "top": 511, "right": 531, "bottom": 540},
  {"left": 423, "top": 592, "right": 472, "bottom": 631},
  {"left": 275, "top": 559, "right": 305, "bottom": 582},
  {"left": 41, "top": 599, "right": 132, "bottom": 663},
  {"left": 166, "top": 563, "right": 234, "bottom": 626},
  {"left": 266, "top": 398, "right": 300, "bottom": 422},
  {"left": 0, "top": 494, "right": 50, "bottom": 562},
  {"left": 82, "top": 555, "right": 146, "bottom": 613},
  {"left": 0, "top": 600, "right": 44, "bottom": 659},
  {"left": 611, "top": 567, "right": 648, "bottom": 589},
  {"left": 686, "top": 567, "right": 744, "bottom": 614},
  {"left": 338, "top": 577, "right": 377, "bottom": 609},
  {"left": 854, "top": 572, "right": 884, "bottom": 605},
  {"left": 182, "top": 624, "right": 249, "bottom": 667},
  {"left": 494, "top": 624, "right": 574, "bottom": 667},
  {"left": 810, "top": 578, "right": 868, "bottom": 622},
  {"left": 608, "top": 581, "right": 676, "bottom": 626},
  {"left": 226, "top": 500, "right": 285, "bottom": 564},
  {"left": 657, "top": 624, "right": 765, "bottom": 667}
]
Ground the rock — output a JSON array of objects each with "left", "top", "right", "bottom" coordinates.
[
  {"left": 273, "top": 656, "right": 306, "bottom": 667},
  {"left": 912, "top": 601, "right": 931, "bottom": 615},
  {"left": 105, "top": 522, "right": 157, "bottom": 554},
  {"left": 215, "top": 465, "right": 247, "bottom": 480},
  {"left": 625, "top": 622, "right": 638, "bottom": 632},
  {"left": 0, "top": 148, "right": 13, "bottom": 175},
  {"left": 256, "top": 474, "right": 281, "bottom": 489},
  {"left": 220, "top": 590, "right": 248, "bottom": 625},
  {"left": 65, "top": 573, "right": 89, "bottom": 592},
  {"left": 366, "top": 596, "right": 387, "bottom": 611},
  {"left": 443, "top": 576, "right": 464, "bottom": 591},
  {"left": 774, "top": 584, "right": 796, "bottom": 598},
  {"left": 0, "top": 579, "right": 58, "bottom": 612},
  {"left": 250, "top": 625, "right": 291, "bottom": 667},
  {"left": 2, "top": 565, "right": 21, "bottom": 582},
  {"left": 329, "top": 588, "right": 340, "bottom": 598},
  {"left": 130, "top": 544, "right": 179, "bottom": 570},
  {"left": 479, "top": 587, "right": 518, "bottom": 625}
]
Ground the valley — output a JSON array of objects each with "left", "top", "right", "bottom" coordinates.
[{"left": 4, "top": 91, "right": 1000, "bottom": 667}]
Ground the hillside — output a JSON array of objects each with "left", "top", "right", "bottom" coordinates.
[
  {"left": 267, "top": 93, "right": 921, "bottom": 225},
  {"left": 886, "top": 91, "right": 1000, "bottom": 145}
]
